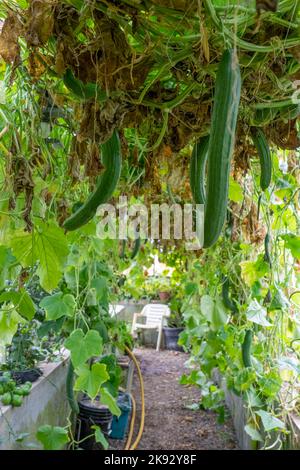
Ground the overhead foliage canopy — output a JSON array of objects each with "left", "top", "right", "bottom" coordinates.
[{"left": 0, "top": 0, "right": 299, "bottom": 234}]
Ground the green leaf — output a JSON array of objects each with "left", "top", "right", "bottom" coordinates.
[
  {"left": 228, "top": 176, "right": 243, "bottom": 203},
  {"left": 270, "top": 288, "right": 290, "bottom": 311},
  {"left": 74, "top": 363, "right": 109, "bottom": 399},
  {"left": 246, "top": 388, "right": 264, "bottom": 408},
  {"left": 0, "top": 246, "right": 15, "bottom": 290},
  {"left": 240, "top": 257, "right": 269, "bottom": 287},
  {"left": 100, "top": 387, "right": 121, "bottom": 417},
  {"left": 64, "top": 329, "right": 103, "bottom": 368},
  {"left": 40, "top": 292, "right": 76, "bottom": 321},
  {"left": 91, "top": 277, "right": 108, "bottom": 303},
  {"left": 200, "top": 295, "right": 227, "bottom": 330},
  {"left": 255, "top": 410, "right": 285, "bottom": 432},
  {"left": 91, "top": 425, "right": 109, "bottom": 450},
  {"left": 184, "top": 282, "right": 198, "bottom": 296},
  {"left": 9, "top": 222, "right": 68, "bottom": 292},
  {"left": 246, "top": 300, "right": 272, "bottom": 326},
  {"left": 200, "top": 295, "right": 214, "bottom": 322},
  {"left": 277, "top": 356, "right": 300, "bottom": 375},
  {"left": 290, "top": 291, "right": 300, "bottom": 307},
  {"left": 0, "top": 304, "right": 26, "bottom": 349},
  {"left": 0, "top": 289, "right": 35, "bottom": 320},
  {"left": 211, "top": 297, "right": 228, "bottom": 331},
  {"left": 36, "top": 425, "right": 69, "bottom": 450},
  {"left": 281, "top": 234, "right": 300, "bottom": 259},
  {"left": 244, "top": 424, "right": 263, "bottom": 442}
]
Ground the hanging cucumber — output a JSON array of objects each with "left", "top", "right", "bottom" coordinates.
[
  {"left": 264, "top": 232, "right": 272, "bottom": 267},
  {"left": 120, "top": 239, "right": 127, "bottom": 259},
  {"left": 131, "top": 237, "right": 141, "bottom": 259},
  {"left": 222, "top": 276, "right": 238, "bottom": 314},
  {"left": 190, "top": 135, "right": 209, "bottom": 205},
  {"left": 250, "top": 127, "right": 272, "bottom": 191},
  {"left": 257, "top": 194, "right": 262, "bottom": 221},
  {"left": 71, "top": 201, "right": 84, "bottom": 214},
  {"left": 66, "top": 362, "right": 79, "bottom": 415},
  {"left": 63, "top": 69, "right": 107, "bottom": 102},
  {"left": 203, "top": 49, "right": 241, "bottom": 248},
  {"left": 63, "top": 131, "right": 122, "bottom": 231},
  {"left": 242, "top": 330, "right": 253, "bottom": 368}
]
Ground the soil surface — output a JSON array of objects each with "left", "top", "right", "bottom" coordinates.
[{"left": 109, "top": 348, "right": 238, "bottom": 450}]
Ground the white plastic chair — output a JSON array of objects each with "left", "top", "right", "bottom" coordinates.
[
  {"left": 109, "top": 304, "right": 125, "bottom": 317},
  {"left": 131, "top": 303, "right": 170, "bottom": 351}
]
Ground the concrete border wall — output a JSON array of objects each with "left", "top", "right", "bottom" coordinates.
[
  {"left": 0, "top": 353, "right": 70, "bottom": 450},
  {"left": 213, "top": 369, "right": 300, "bottom": 450}
]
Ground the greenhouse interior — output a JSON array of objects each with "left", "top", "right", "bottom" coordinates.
[{"left": 0, "top": 0, "right": 300, "bottom": 457}]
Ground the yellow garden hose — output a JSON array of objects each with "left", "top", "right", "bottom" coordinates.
[
  {"left": 124, "top": 392, "right": 136, "bottom": 450},
  {"left": 124, "top": 346, "right": 145, "bottom": 450}
]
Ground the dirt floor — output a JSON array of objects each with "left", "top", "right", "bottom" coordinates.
[{"left": 109, "top": 348, "right": 238, "bottom": 450}]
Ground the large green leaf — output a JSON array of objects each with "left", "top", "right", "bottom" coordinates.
[
  {"left": 9, "top": 222, "right": 68, "bottom": 292},
  {"left": 100, "top": 387, "right": 121, "bottom": 417},
  {"left": 269, "top": 288, "right": 290, "bottom": 311},
  {"left": 40, "top": 292, "right": 76, "bottom": 321},
  {"left": 281, "top": 234, "right": 300, "bottom": 259},
  {"left": 211, "top": 297, "right": 228, "bottom": 331},
  {"left": 0, "top": 246, "right": 15, "bottom": 290},
  {"left": 244, "top": 424, "right": 263, "bottom": 442},
  {"left": 200, "top": 295, "right": 227, "bottom": 330},
  {"left": 0, "top": 304, "right": 26, "bottom": 349},
  {"left": 0, "top": 289, "right": 35, "bottom": 320},
  {"left": 91, "top": 277, "right": 108, "bottom": 303},
  {"left": 255, "top": 410, "right": 285, "bottom": 432},
  {"left": 36, "top": 425, "right": 69, "bottom": 450},
  {"left": 74, "top": 363, "right": 109, "bottom": 399},
  {"left": 200, "top": 295, "right": 214, "bottom": 322},
  {"left": 91, "top": 425, "right": 109, "bottom": 450},
  {"left": 64, "top": 329, "right": 103, "bottom": 368},
  {"left": 246, "top": 300, "right": 272, "bottom": 326},
  {"left": 240, "top": 257, "right": 269, "bottom": 287},
  {"left": 228, "top": 176, "right": 243, "bottom": 203}
]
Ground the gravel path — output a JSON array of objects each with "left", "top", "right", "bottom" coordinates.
[{"left": 110, "top": 348, "right": 238, "bottom": 450}]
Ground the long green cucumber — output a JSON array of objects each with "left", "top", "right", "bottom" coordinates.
[
  {"left": 190, "top": 135, "right": 209, "bottom": 204},
  {"left": 131, "top": 237, "right": 141, "bottom": 259},
  {"left": 242, "top": 330, "right": 252, "bottom": 368},
  {"left": 250, "top": 127, "right": 272, "bottom": 191},
  {"left": 264, "top": 232, "right": 272, "bottom": 266},
  {"left": 66, "top": 362, "right": 79, "bottom": 415},
  {"left": 63, "top": 69, "right": 107, "bottom": 102},
  {"left": 120, "top": 239, "right": 127, "bottom": 259},
  {"left": 222, "top": 276, "right": 238, "bottom": 314},
  {"left": 203, "top": 49, "right": 241, "bottom": 248},
  {"left": 257, "top": 194, "right": 262, "bottom": 221},
  {"left": 63, "top": 131, "right": 122, "bottom": 231}
]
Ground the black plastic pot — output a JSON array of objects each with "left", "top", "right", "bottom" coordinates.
[
  {"left": 75, "top": 396, "right": 113, "bottom": 450},
  {"left": 0, "top": 368, "right": 42, "bottom": 384},
  {"left": 163, "top": 327, "right": 184, "bottom": 352}
]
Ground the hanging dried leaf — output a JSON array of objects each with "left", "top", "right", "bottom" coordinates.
[
  {"left": 25, "top": 0, "right": 56, "bottom": 47},
  {"left": 268, "top": 119, "right": 300, "bottom": 150},
  {"left": 256, "top": 1, "right": 278, "bottom": 13},
  {"left": 28, "top": 51, "right": 46, "bottom": 79},
  {"left": 0, "top": 14, "right": 23, "bottom": 64}
]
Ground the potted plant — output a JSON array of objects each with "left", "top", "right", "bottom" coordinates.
[
  {"left": 163, "top": 296, "right": 185, "bottom": 352},
  {"left": 150, "top": 276, "right": 171, "bottom": 302},
  {"left": 0, "top": 322, "right": 46, "bottom": 383}
]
